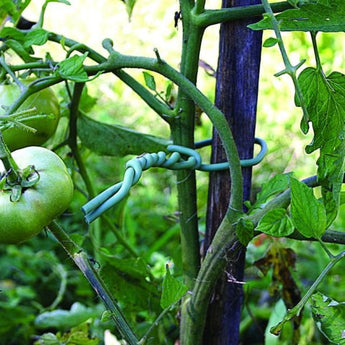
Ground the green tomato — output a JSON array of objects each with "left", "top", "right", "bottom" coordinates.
[
  {"left": 0, "top": 80, "right": 60, "bottom": 150},
  {"left": 0, "top": 146, "right": 74, "bottom": 244}
]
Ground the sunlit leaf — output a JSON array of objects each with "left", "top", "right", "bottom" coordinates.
[
  {"left": 250, "top": 173, "right": 291, "bottom": 211},
  {"left": 256, "top": 208, "right": 294, "bottom": 237},
  {"left": 263, "top": 37, "right": 279, "bottom": 47},
  {"left": 120, "top": 0, "right": 136, "bottom": 20},
  {"left": 249, "top": 0, "right": 345, "bottom": 32},
  {"left": 143, "top": 71, "right": 156, "bottom": 91},
  {"left": 24, "top": 28, "right": 49, "bottom": 48},
  {"left": 55, "top": 53, "right": 89, "bottom": 82},
  {"left": 297, "top": 68, "right": 345, "bottom": 226},
  {"left": 0, "top": 0, "right": 30, "bottom": 25},
  {"left": 290, "top": 177, "right": 327, "bottom": 239}
]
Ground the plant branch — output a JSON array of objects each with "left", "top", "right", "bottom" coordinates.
[
  {"left": 5, "top": 77, "right": 62, "bottom": 115},
  {"left": 193, "top": 1, "right": 292, "bottom": 28},
  {"left": 270, "top": 249, "right": 345, "bottom": 335},
  {"left": 260, "top": 0, "right": 309, "bottom": 127},
  {"left": 170, "top": 0, "right": 204, "bottom": 289},
  {"left": 92, "top": 42, "right": 243, "bottom": 210},
  {"left": 47, "top": 33, "right": 175, "bottom": 120},
  {"left": 48, "top": 221, "right": 139, "bottom": 344}
]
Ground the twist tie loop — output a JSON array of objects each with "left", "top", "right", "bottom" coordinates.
[{"left": 82, "top": 137, "right": 267, "bottom": 223}]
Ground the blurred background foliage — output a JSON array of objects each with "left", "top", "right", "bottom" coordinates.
[{"left": 1, "top": 0, "right": 345, "bottom": 344}]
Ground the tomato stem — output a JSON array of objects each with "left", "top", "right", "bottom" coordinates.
[
  {"left": 0, "top": 131, "right": 20, "bottom": 184},
  {"left": 48, "top": 221, "right": 139, "bottom": 344}
]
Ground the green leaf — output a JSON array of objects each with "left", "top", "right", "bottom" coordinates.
[
  {"left": 143, "top": 71, "right": 156, "bottom": 91},
  {"left": 46, "top": 0, "right": 70, "bottom": 5},
  {"left": 78, "top": 114, "right": 169, "bottom": 157},
  {"left": 160, "top": 265, "right": 188, "bottom": 309},
  {"left": 340, "top": 191, "right": 345, "bottom": 206},
  {"left": 121, "top": 0, "right": 136, "bottom": 19},
  {"left": 56, "top": 323, "right": 99, "bottom": 345},
  {"left": 0, "top": 27, "right": 25, "bottom": 41},
  {"left": 311, "top": 292, "right": 345, "bottom": 344},
  {"left": 252, "top": 173, "right": 291, "bottom": 209},
  {"left": 256, "top": 208, "right": 294, "bottom": 237},
  {"left": 4, "top": 38, "right": 39, "bottom": 62},
  {"left": 0, "top": 0, "right": 30, "bottom": 24},
  {"left": 265, "top": 299, "right": 290, "bottom": 345},
  {"left": 248, "top": 0, "right": 345, "bottom": 32},
  {"left": 33, "top": 332, "right": 60, "bottom": 345},
  {"left": 297, "top": 68, "right": 345, "bottom": 226},
  {"left": 0, "top": 0, "right": 16, "bottom": 25},
  {"left": 35, "top": 302, "right": 103, "bottom": 330},
  {"left": 24, "top": 28, "right": 49, "bottom": 48},
  {"left": 290, "top": 177, "right": 327, "bottom": 238},
  {"left": 55, "top": 53, "right": 89, "bottom": 82},
  {"left": 263, "top": 37, "right": 279, "bottom": 48},
  {"left": 99, "top": 255, "right": 160, "bottom": 313},
  {"left": 236, "top": 217, "right": 254, "bottom": 246}
]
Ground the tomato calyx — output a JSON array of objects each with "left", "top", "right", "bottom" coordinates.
[{"left": 0, "top": 164, "right": 40, "bottom": 202}]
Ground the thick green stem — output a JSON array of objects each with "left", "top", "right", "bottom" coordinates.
[
  {"left": 181, "top": 211, "right": 242, "bottom": 344},
  {"left": 169, "top": 0, "right": 205, "bottom": 289},
  {"left": 66, "top": 83, "right": 96, "bottom": 198},
  {"left": 48, "top": 221, "right": 139, "bottom": 344},
  {"left": 194, "top": 1, "right": 291, "bottom": 27}
]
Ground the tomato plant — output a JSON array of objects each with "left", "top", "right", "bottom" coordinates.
[
  {"left": 0, "top": 80, "right": 60, "bottom": 150},
  {"left": 0, "top": 146, "right": 73, "bottom": 244}
]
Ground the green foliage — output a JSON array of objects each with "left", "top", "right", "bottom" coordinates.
[
  {"left": 78, "top": 113, "right": 169, "bottom": 156},
  {"left": 55, "top": 54, "right": 90, "bottom": 82},
  {"left": 160, "top": 265, "right": 188, "bottom": 309},
  {"left": 297, "top": 67, "right": 345, "bottom": 225},
  {"left": 34, "top": 323, "right": 99, "bottom": 345},
  {"left": 99, "top": 253, "right": 161, "bottom": 316},
  {"left": 120, "top": 0, "right": 137, "bottom": 19},
  {"left": 236, "top": 217, "right": 255, "bottom": 246},
  {"left": 35, "top": 303, "right": 104, "bottom": 330},
  {"left": 1, "top": 0, "right": 345, "bottom": 344},
  {"left": 256, "top": 208, "right": 294, "bottom": 237},
  {"left": 249, "top": 0, "right": 345, "bottom": 32},
  {"left": 290, "top": 177, "right": 327, "bottom": 238},
  {"left": 311, "top": 292, "right": 345, "bottom": 344}
]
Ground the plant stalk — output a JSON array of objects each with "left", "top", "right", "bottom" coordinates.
[
  {"left": 48, "top": 221, "right": 139, "bottom": 344},
  {"left": 0, "top": 131, "right": 20, "bottom": 183},
  {"left": 169, "top": 0, "right": 205, "bottom": 289}
]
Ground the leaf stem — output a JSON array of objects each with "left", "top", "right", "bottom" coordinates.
[
  {"left": 310, "top": 32, "right": 322, "bottom": 70},
  {"left": 270, "top": 249, "right": 345, "bottom": 335},
  {"left": 260, "top": 0, "right": 309, "bottom": 126},
  {"left": 139, "top": 306, "right": 172, "bottom": 344}
]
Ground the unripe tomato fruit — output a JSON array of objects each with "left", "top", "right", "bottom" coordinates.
[
  {"left": 0, "top": 146, "right": 74, "bottom": 244},
  {"left": 0, "top": 81, "right": 60, "bottom": 150}
]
